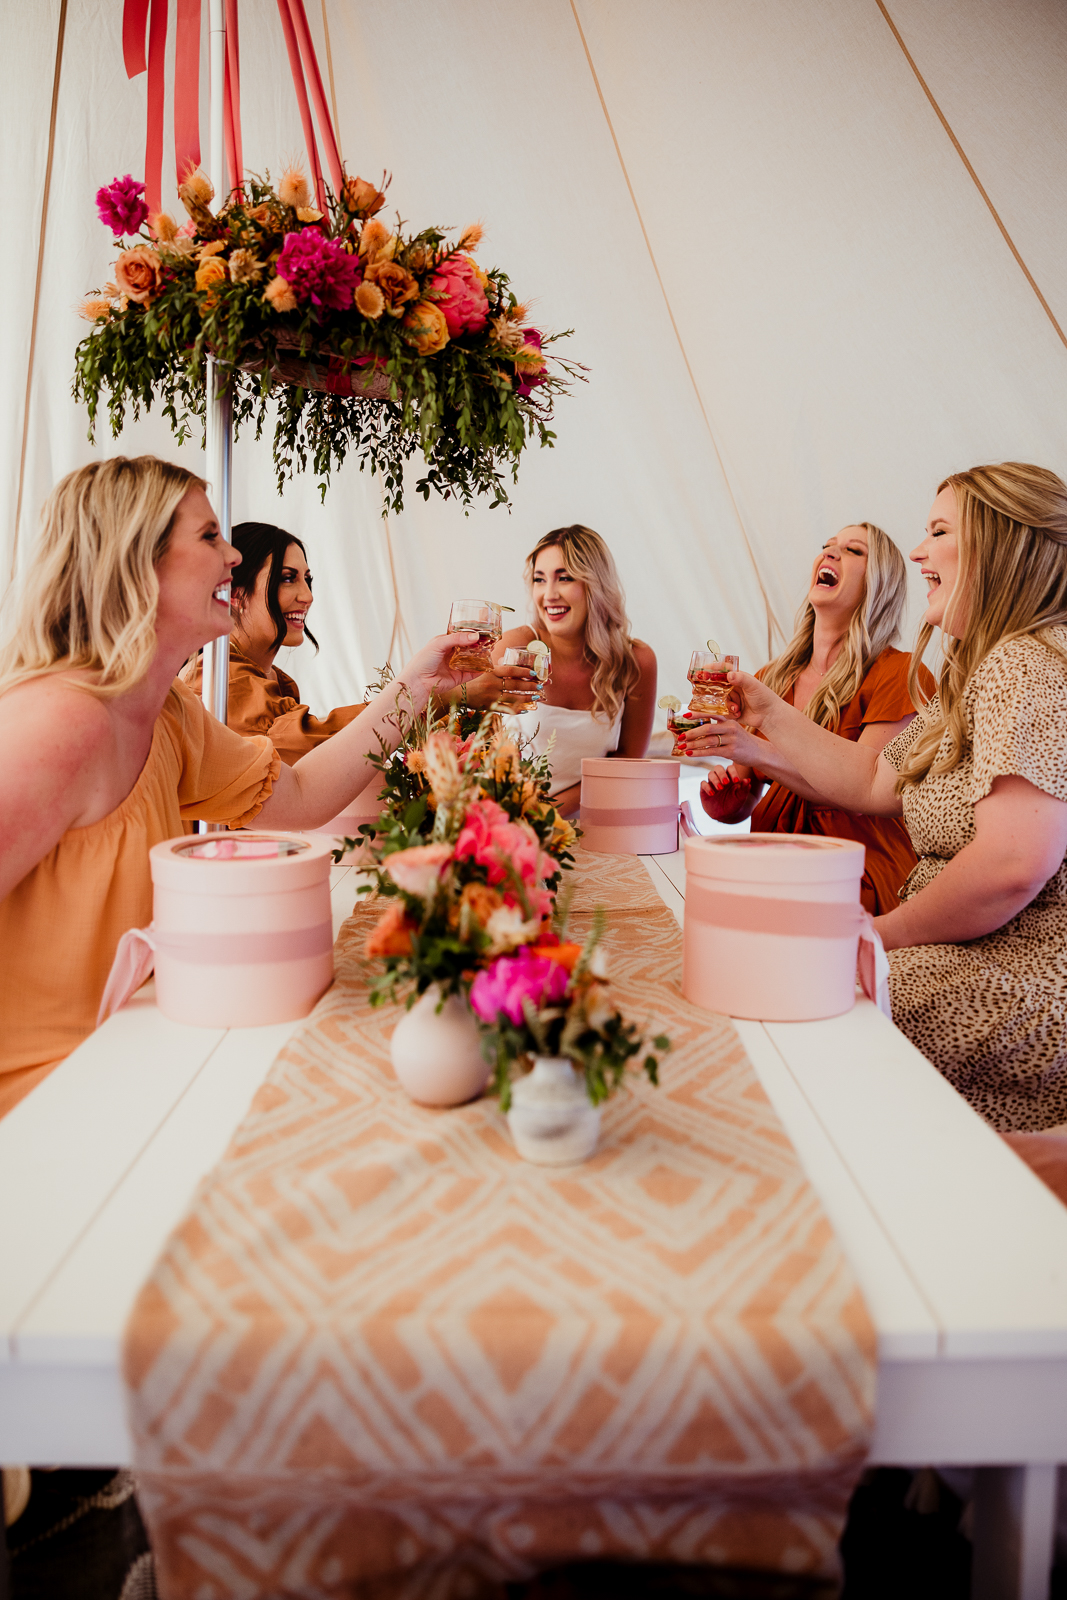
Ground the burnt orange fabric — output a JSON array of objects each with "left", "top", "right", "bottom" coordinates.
[
  {"left": 186, "top": 644, "right": 363, "bottom": 765},
  {"left": 0, "top": 681, "right": 280, "bottom": 1118},
  {"left": 751, "top": 648, "right": 933, "bottom": 916},
  {"left": 124, "top": 850, "right": 876, "bottom": 1598}
]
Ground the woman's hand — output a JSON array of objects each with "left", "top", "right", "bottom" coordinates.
[
  {"left": 724, "top": 671, "right": 782, "bottom": 732},
  {"left": 462, "top": 661, "right": 539, "bottom": 713},
  {"left": 395, "top": 632, "right": 483, "bottom": 709},
  {"left": 699, "top": 764, "right": 763, "bottom": 825},
  {"left": 682, "top": 715, "right": 767, "bottom": 767}
]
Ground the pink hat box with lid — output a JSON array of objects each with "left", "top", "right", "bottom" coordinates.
[
  {"left": 682, "top": 833, "right": 866, "bottom": 1021},
  {"left": 149, "top": 832, "right": 335, "bottom": 1028},
  {"left": 579, "top": 758, "right": 680, "bottom": 854}
]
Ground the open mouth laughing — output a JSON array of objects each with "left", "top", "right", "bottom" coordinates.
[
  {"left": 543, "top": 602, "right": 570, "bottom": 622},
  {"left": 814, "top": 566, "right": 839, "bottom": 590},
  {"left": 284, "top": 610, "right": 307, "bottom": 631}
]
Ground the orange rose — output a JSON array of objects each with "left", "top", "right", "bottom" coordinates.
[
  {"left": 343, "top": 175, "right": 387, "bottom": 217},
  {"left": 530, "top": 942, "right": 583, "bottom": 972},
  {"left": 364, "top": 259, "right": 418, "bottom": 316},
  {"left": 114, "top": 246, "right": 163, "bottom": 305},
  {"left": 460, "top": 882, "right": 504, "bottom": 925},
  {"left": 194, "top": 255, "right": 227, "bottom": 312},
  {"left": 402, "top": 300, "right": 449, "bottom": 355},
  {"left": 365, "top": 902, "right": 415, "bottom": 957}
]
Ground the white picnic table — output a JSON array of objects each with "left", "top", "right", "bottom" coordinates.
[{"left": 1, "top": 837, "right": 1066, "bottom": 1599}]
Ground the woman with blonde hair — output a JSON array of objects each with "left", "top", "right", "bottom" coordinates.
[
  {"left": 0, "top": 456, "right": 482, "bottom": 1118},
  {"left": 710, "top": 463, "right": 1067, "bottom": 1132},
  {"left": 492, "top": 524, "right": 657, "bottom": 817},
  {"left": 691, "top": 522, "right": 932, "bottom": 913}
]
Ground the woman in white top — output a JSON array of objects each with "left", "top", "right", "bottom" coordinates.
[{"left": 494, "top": 525, "right": 657, "bottom": 816}]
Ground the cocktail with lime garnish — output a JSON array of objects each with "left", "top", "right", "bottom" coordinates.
[
  {"left": 660, "top": 693, "right": 713, "bottom": 756},
  {"left": 687, "top": 639, "right": 739, "bottom": 717}
]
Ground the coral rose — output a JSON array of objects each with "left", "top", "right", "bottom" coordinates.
[
  {"left": 365, "top": 902, "right": 415, "bottom": 957},
  {"left": 383, "top": 842, "right": 453, "bottom": 900},
  {"left": 343, "top": 175, "right": 387, "bottom": 217},
  {"left": 264, "top": 275, "right": 297, "bottom": 313},
  {"left": 403, "top": 301, "right": 449, "bottom": 355},
  {"left": 114, "top": 246, "right": 163, "bottom": 305},
  {"left": 364, "top": 259, "right": 418, "bottom": 317},
  {"left": 429, "top": 254, "right": 489, "bottom": 337}
]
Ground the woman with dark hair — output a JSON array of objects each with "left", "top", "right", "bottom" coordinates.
[{"left": 190, "top": 521, "right": 536, "bottom": 764}]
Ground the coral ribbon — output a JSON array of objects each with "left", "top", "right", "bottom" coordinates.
[
  {"left": 174, "top": 0, "right": 201, "bottom": 187},
  {"left": 276, "top": 0, "right": 344, "bottom": 209},
  {"left": 123, "top": 0, "right": 202, "bottom": 212},
  {"left": 224, "top": 0, "right": 243, "bottom": 198},
  {"left": 581, "top": 804, "right": 680, "bottom": 828}
]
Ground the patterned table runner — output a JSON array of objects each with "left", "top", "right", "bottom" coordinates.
[{"left": 124, "top": 848, "right": 876, "bottom": 1598}]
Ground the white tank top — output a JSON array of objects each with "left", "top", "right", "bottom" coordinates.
[{"left": 514, "top": 702, "right": 624, "bottom": 795}]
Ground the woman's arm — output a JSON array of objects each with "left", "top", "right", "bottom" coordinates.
[
  {"left": 614, "top": 641, "right": 657, "bottom": 759},
  {"left": 258, "top": 632, "right": 481, "bottom": 828},
  {"left": 710, "top": 672, "right": 905, "bottom": 816},
  {"left": 876, "top": 774, "right": 1067, "bottom": 949}
]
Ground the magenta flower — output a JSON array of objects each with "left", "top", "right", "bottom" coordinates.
[
  {"left": 276, "top": 229, "right": 361, "bottom": 313},
  {"left": 96, "top": 175, "right": 149, "bottom": 238},
  {"left": 469, "top": 947, "right": 570, "bottom": 1028},
  {"left": 515, "top": 329, "right": 545, "bottom": 398}
]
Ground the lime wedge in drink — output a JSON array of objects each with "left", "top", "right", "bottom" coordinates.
[
  {"left": 526, "top": 640, "right": 549, "bottom": 657},
  {"left": 658, "top": 694, "right": 682, "bottom": 712},
  {"left": 706, "top": 638, "right": 721, "bottom": 656}
]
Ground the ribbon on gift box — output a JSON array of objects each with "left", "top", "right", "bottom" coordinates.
[
  {"left": 687, "top": 881, "right": 891, "bottom": 1017},
  {"left": 97, "top": 920, "right": 333, "bottom": 1025}
]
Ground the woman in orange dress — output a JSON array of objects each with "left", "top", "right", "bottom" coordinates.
[
  {"left": 690, "top": 521, "right": 932, "bottom": 914},
  {"left": 0, "top": 458, "right": 481, "bottom": 1118},
  {"left": 187, "top": 521, "right": 538, "bottom": 763}
]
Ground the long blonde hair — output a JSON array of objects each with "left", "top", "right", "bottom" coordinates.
[
  {"left": 897, "top": 462, "right": 1067, "bottom": 790},
  {"left": 525, "top": 524, "right": 639, "bottom": 723},
  {"left": 0, "top": 456, "right": 204, "bottom": 699},
  {"left": 762, "top": 523, "right": 907, "bottom": 729}
]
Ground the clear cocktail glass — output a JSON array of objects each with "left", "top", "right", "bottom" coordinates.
[
  {"left": 502, "top": 642, "right": 552, "bottom": 705},
  {"left": 687, "top": 649, "right": 740, "bottom": 717},
  {"left": 667, "top": 706, "right": 715, "bottom": 756},
  {"left": 448, "top": 600, "right": 502, "bottom": 671}
]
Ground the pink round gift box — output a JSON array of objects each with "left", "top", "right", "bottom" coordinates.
[
  {"left": 682, "top": 833, "right": 865, "bottom": 1021},
  {"left": 149, "top": 832, "right": 335, "bottom": 1028},
  {"left": 579, "top": 758, "right": 680, "bottom": 855}
]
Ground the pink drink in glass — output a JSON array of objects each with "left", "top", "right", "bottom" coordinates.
[{"left": 687, "top": 650, "right": 740, "bottom": 717}]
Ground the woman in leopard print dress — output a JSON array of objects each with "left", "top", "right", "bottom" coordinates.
[{"left": 709, "top": 462, "right": 1067, "bottom": 1132}]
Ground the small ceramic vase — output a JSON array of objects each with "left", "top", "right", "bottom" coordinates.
[
  {"left": 506, "top": 1057, "right": 602, "bottom": 1165},
  {"left": 390, "top": 985, "right": 490, "bottom": 1107}
]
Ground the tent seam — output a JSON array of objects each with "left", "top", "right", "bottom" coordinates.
[
  {"left": 12, "top": 0, "right": 69, "bottom": 583},
  {"left": 567, "top": 0, "right": 782, "bottom": 656},
  {"left": 876, "top": 0, "right": 1067, "bottom": 355}
]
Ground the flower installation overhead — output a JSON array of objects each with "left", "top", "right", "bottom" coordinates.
[
  {"left": 76, "top": 168, "right": 582, "bottom": 509},
  {"left": 356, "top": 700, "right": 670, "bottom": 1157}
]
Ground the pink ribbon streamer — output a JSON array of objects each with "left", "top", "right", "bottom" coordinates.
[
  {"left": 275, "top": 0, "right": 326, "bottom": 211},
  {"left": 97, "top": 925, "right": 158, "bottom": 1026},
  {"left": 174, "top": 0, "right": 201, "bottom": 187},
  {"left": 224, "top": 0, "right": 243, "bottom": 197}
]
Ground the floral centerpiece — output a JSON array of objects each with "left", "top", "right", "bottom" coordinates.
[{"left": 75, "top": 168, "right": 582, "bottom": 510}]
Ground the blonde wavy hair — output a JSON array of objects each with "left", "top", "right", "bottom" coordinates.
[
  {"left": 525, "top": 525, "right": 639, "bottom": 724},
  {"left": 762, "top": 523, "right": 907, "bottom": 730},
  {"left": 897, "top": 462, "right": 1067, "bottom": 790},
  {"left": 0, "top": 455, "right": 205, "bottom": 699}
]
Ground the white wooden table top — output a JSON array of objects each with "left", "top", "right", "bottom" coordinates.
[{"left": 2, "top": 852, "right": 1067, "bottom": 1473}]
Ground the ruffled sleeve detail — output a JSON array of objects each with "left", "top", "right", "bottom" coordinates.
[
  {"left": 967, "top": 632, "right": 1067, "bottom": 805},
  {"left": 166, "top": 681, "right": 283, "bottom": 826}
]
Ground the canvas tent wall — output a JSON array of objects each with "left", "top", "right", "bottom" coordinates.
[{"left": 3, "top": 0, "right": 1066, "bottom": 721}]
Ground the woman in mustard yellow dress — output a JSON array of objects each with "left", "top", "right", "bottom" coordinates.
[{"left": 0, "top": 459, "right": 482, "bottom": 1118}]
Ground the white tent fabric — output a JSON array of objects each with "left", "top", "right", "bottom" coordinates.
[{"left": 3, "top": 0, "right": 1066, "bottom": 723}]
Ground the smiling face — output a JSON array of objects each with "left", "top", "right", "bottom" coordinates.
[
  {"left": 911, "top": 485, "right": 962, "bottom": 632},
  {"left": 234, "top": 541, "right": 314, "bottom": 661},
  {"left": 530, "top": 543, "right": 589, "bottom": 642},
  {"left": 154, "top": 487, "right": 239, "bottom": 656},
  {"left": 808, "top": 525, "right": 870, "bottom": 620}
]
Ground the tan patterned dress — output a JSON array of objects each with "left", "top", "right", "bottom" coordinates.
[{"left": 882, "top": 629, "right": 1067, "bottom": 1132}]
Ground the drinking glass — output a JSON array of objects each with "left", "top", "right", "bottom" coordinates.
[
  {"left": 667, "top": 706, "right": 714, "bottom": 756},
  {"left": 687, "top": 650, "right": 740, "bottom": 717},
  {"left": 448, "top": 600, "right": 502, "bottom": 671},
  {"left": 502, "top": 644, "right": 552, "bottom": 704}
]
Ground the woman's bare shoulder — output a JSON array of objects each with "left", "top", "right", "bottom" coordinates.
[
  {"left": 499, "top": 623, "right": 536, "bottom": 649},
  {"left": 631, "top": 639, "right": 657, "bottom": 673}
]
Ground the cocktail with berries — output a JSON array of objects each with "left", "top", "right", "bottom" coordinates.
[
  {"left": 502, "top": 640, "right": 551, "bottom": 704},
  {"left": 687, "top": 642, "right": 740, "bottom": 717}
]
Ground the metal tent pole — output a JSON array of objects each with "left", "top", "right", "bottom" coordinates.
[
  {"left": 200, "top": 0, "right": 232, "bottom": 831},
  {"left": 202, "top": 0, "right": 231, "bottom": 729}
]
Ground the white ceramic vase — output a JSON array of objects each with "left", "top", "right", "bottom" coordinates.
[
  {"left": 389, "top": 985, "right": 490, "bottom": 1107},
  {"left": 506, "top": 1057, "right": 602, "bottom": 1165}
]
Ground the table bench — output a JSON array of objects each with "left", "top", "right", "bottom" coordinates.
[{"left": 1, "top": 856, "right": 1065, "bottom": 1599}]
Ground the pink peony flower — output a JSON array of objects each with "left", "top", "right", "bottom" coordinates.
[
  {"left": 96, "top": 174, "right": 149, "bottom": 238},
  {"left": 429, "top": 254, "right": 489, "bottom": 338},
  {"left": 383, "top": 842, "right": 453, "bottom": 900},
  {"left": 275, "top": 229, "right": 361, "bottom": 313},
  {"left": 514, "top": 329, "right": 545, "bottom": 398},
  {"left": 454, "top": 799, "right": 553, "bottom": 919},
  {"left": 469, "top": 947, "right": 570, "bottom": 1027}
]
